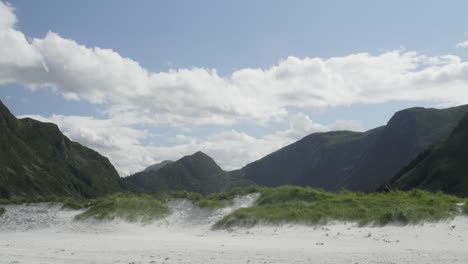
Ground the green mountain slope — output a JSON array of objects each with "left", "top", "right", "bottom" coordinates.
[
  {"left": 124, "top": 151, "right": 252, "bottom": 195},
  {"left": 388, "top": 112, "right": 468, "bottom": 197},
  {"left": 235, "top": 105, "right": 468, "bottom": 192},
  {"left": 0, "top": 100, "right": 123, "bottom": 199}
]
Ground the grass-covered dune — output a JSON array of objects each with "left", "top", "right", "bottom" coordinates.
[
  {"left": 0, "top": 189, "right": 257, "bottom": 223},
  {"left": 2, "top": 186, "right": 467, "bottom": 228},
  {"left": 214, "top": 186, "right": 467, "bottom": 229},
  {"left": 72, "top": 188, "right": 259, "bottom": 223},
  {"left": 75, "top": 193, "right": 169, "bottom": 223}
]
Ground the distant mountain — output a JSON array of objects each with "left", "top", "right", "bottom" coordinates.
[
  {"left": 0, "top": 100, "right": 123, "bottom": 199},
  {"left": 144, "top": 160, "right": 173, "bottom": 172},
  {"left": 388, "top": 112, "right": 468, "bottom": 197},
  {"left": 124, "top": 151, "right": 251, "bottom": 195},
  {"left": 234, "top": 105, "right": 468, "bottom": 192}
]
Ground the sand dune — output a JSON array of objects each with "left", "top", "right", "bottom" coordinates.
[{"left": 1, "top": 197, "right": 467, "bottom": 264}]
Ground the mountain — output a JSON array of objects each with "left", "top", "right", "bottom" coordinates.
[
  {"left": 124, "top": 151, "right": 251, "bottom": 195},
  {"left": 234, "top": 130, "right": 382, "bottom": 190},
  {"left": 143, "top": 160, "right": 173, "bottom": 172},
  {"left": 388, "top": 112, "right": 468, "bottom": 197},
  {"left": 0, "top": 100, "right": 123, "bottom": 199},
  {"left": 234, "top": 105, "right": 468, "bottom": 192}
]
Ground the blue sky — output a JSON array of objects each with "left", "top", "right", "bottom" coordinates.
[{"left": 1, "top": 0, "right": 468, "bottom": 175}]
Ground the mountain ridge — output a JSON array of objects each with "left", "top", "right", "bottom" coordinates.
[{"left": 233, "top": 104, "right": 468, "bottom": 192}]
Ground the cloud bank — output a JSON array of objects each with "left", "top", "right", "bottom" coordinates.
[{"left": 2, "top": 1, "right": 468, "bottom": 174}]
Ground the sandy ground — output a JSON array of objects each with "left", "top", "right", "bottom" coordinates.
[{"left": 1, "top": 197, "right": 467, "bottom": 264}]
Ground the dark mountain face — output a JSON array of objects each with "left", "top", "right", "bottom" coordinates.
[
  {"left": 0, "top": 100, "right": 123, "bottom": 199},
  {"left": 388, "top": 113, "right": 468, "bottom": 197},
  {"left": 143, "top": 160, "right": 173, "bottom": 172},
  {"left": 124, "top": 151, "right": 252, "bottom": 195},
  {"left": 235, "top": 105, "right": 468, "bottom": 192},
  {"left": 236, "top": 130, "right": 382, "bottom": 190},
  {"left": 345, "top": 106, "right": 468, "bottom": 191}
]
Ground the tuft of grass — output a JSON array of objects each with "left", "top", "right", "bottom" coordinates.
[
  {"left": 214, "top": 186, "right": 463, "bottom": 229},
  {"left": 75, "top": 193, "right": 169, "bottom": 223},
  {"left": 0, "top": 207, "right": 5, "bottom": 217},
  {"left": 464, "top": 203, "right": 468, "bottom": 215}
]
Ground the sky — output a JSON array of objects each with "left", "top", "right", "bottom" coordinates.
[{"left": 1, "top": 0, "right": 468, "bottom": 176}]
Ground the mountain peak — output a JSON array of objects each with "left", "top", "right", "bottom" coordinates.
[
  {"left": 124, "top": 150, "right": 236, "bottom": 195},
  {"left": 189, "top": 151, "right": 211, "bottom": 159},
  {"left": 175, "top": 151, "right": 223, "bottom": 173}
]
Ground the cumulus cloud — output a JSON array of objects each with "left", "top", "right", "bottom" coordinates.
[
  {"left": 2, "top": 2, "right": 468, "bottom": 127},
  {"left": 456, "top": 40, "right": 468, "bottom": 48},
  {"left": 0, "top": 1, "right": 15, "bottom": 30},
  {"left": 3, "top": 2, "right": 468, "bottom": 174},
  {"left": 0, "top": 2, "right": 42, "bottom": 78}
]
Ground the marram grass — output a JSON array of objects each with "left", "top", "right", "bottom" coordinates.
[
  {"left": 214, "top": 186, "right": 465, "bottom": 229},
  {"left": 75, "top": 193, "right": 169, "bottom": 223},
  {"left": 71, "top": 188, "right": 257, "bottom": 223},
  {"left": 2, "top": 186, "right": 466, "bottom": 228}
]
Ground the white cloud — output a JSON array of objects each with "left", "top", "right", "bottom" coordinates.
[
  {"left": 0, "top": 2, "right": 42, "bottom": 79},
  {"left": 456, "top": 40, "right": 468, "bottom": 48},
  {"left": 0, "top": 1, "right": 15, "bottom": 30},
  {"left": 1, "top": 2, "right": 468, "bottom": 128}
]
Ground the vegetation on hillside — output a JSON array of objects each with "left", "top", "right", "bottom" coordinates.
[
  {"left": 0, "top": 100, "right": 123, "bottom": 200},
  {"left": 214, "top": 186, "right": 465, "bottom": 229}
]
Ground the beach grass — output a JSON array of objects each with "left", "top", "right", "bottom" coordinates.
[
  {"left": 75, "top": 193, "right": 169, "bottom": 223},
  {"left": 214, "top": 186, "right": 464, "bottom": 229}
]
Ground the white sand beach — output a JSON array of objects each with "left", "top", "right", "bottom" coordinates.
[{"left": 1, "top": 197, "right": 467, "bottom": 264}]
